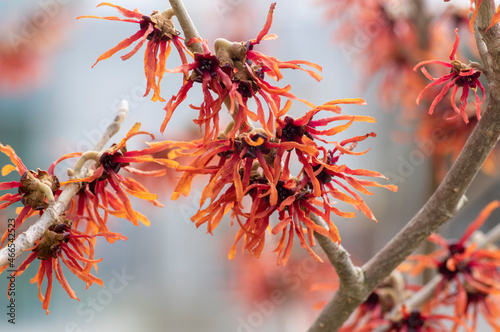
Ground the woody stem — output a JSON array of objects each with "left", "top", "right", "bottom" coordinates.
[{"left": 169, "top": 0, "right": 203, "bottom": 53}]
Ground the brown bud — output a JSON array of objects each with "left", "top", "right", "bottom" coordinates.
[
  {"left": 34, "top": 229, "right": 66, "bottom": 260},
  {"left": 150, "top": 9, "right": 179, "bottom": 39},
  {"left": 18, "top": 169, "right": 60, "bottom": 210}
]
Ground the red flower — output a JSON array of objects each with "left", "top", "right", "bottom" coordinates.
[
  {"left": 225, "top": 2, "right": 321, "bottom": 136},
  {"left": 275, "top": 100, "right": 397, "bottom": 222},
  {"left": 339, "top": 272, "right": 419, "bottom": 332},
  {"left": 161, "top": 38, "right": 233, "bottom": 139},
  {"left": 62, "top": 123, "right": 175, "bottom": 228},
  {"left": 344, "top": 305, "right": 468, "bottom": 332},
  {"left": 78, "top": 2, "right": 191, "bottom": 102},
  {"left": 414, "top": 29, "right": 485, "bottom": 124},
  {"left": 387, "top": 306, "right": 468, "bottom": 332}
]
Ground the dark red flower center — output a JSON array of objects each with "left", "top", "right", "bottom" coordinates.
[
  {"left": 236, "top": 80, "right": 254, "bottom": 98},
  {"left": 100, "top": 152, "right": 123, "bottom": 175},
  {"left": 454, "top": 71, "right": 481, "bottom": 88},
  {"left": 193, "top": 53, "right": 220, "bottom": 81},
  {"left": 276, "top": 180, "right": 295, "bottom": 204},
  {"left": 364, "top": 292, "right": 380, "bottom": 310},
  {"left": 438, "top": 242, "right": 470, "bottom": 280},
  {"left": 406, "top": 310, "right": 425, "bottom": 330},
  {"left": 241, "top": 133, "right": 270, "bottom": 159},
  {"left": 88, "top": 152, "right": 123, "bottom": 194},
  {"left": 279, "top": 116, "right": 313, "bottom": 142}
]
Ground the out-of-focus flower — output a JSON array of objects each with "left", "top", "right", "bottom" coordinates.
[
  {"left": 0, "top": 6, "right": 69, "bottom": 92},
  {"left": 78, "top": 2, "right": 192, "bottom": 101},
  {"left": 229, "top": 250, "right": 338, "bottom": 319},
  {"left": 414, "top": 29, "right": 485, "bottom": 124},
  {"left": 387, "top": 306, "right": 468, "bottom": 332},
  {"left": 321, "top": 1, "right": 428, "bottom": 111},
  {"left": 401, "top": 201, "right": 500, "bottom": 331},
  {"left": 339, "top": 271, "right": 418, "bottom": 332},
  {"left": 415, "top": 100, "right": 498, "bottom": 182}
]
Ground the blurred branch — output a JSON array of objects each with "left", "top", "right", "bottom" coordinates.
[
  {"left": 169, "top": 0, "right": 203, "bottom": 53},
  {"left": 308, "top": 1, "right": 500, "bottom": 331},
  {"left": 412, "top": 0, "right": 431, "bottom": 49},
  {"left": 0, "top": 101, "right": 129, "bottom": 268}
]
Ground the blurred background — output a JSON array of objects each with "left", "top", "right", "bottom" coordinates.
[{"left": 0, "top": 0, "right": 498, "bottom": 331}]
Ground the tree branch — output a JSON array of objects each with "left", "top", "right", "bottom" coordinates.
[
  {"left": 169, "top": 0, "right": 203, "bottom": 54},
  {"left": 312, "top": 214, "right": 364, "bottom": 293},
  {"left": 308, "top": 1, "right": 500, "bottom": 330},
  {"left": 0, "top": 100, "right": 129, "bottom": 268}
]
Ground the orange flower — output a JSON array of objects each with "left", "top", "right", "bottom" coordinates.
[
  {"left": 78, "top": 2, "right": 191, "bottom": 102},
  {"left": 7, "top": 219, "right": 126, "bottom": 314},
  {"left": 275, "top": 100, "right": 397, "bottom": 222},
  {"left": 161, "top": 38, "right": 233, "bottom": 140},
  {"left": 162, "top": 3, "right": 321, "bottom": 140},
  {"left": 225, "top": 2, "right": 321, "bottom": 136}
]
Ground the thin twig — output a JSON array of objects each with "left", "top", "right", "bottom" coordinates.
[
  {"left": 0, "top": 101, "right": 129, "bottom": 268},
  {"left": 169, "top": 0, "right": 203, "bottom": 53}
]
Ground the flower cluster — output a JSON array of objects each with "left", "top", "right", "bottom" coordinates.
[
  {"left": 77, "top": 2, "right": 399, "bottom": 265},
  {"left": 126, "top": 3, "right": 394, "bottom": 265},
  {"left": 168, "top": 97, "right": 396, "bottom": 265},
  {"left": 0, "top": 123, "right": 173, "bottom": 313}
]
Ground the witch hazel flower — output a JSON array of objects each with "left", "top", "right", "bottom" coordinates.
[
  {"left": 5, "top": 216, "right": 126, "bottom": 314},
  {"left": 161, "top": 38, "right": 233, "bottom": 140},
  {"left": 78, "top": 2, "right": 192, "bottom": 102},
  {"left": 61, "top": 123, "right": 176, "bottom": 229},
  {"left": 414, "top": 29, "right": 485, "bottom": 124}
]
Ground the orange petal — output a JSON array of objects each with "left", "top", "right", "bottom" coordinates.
[{"left": 91, "top": 29, "right": 146, "bottom": 67}]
